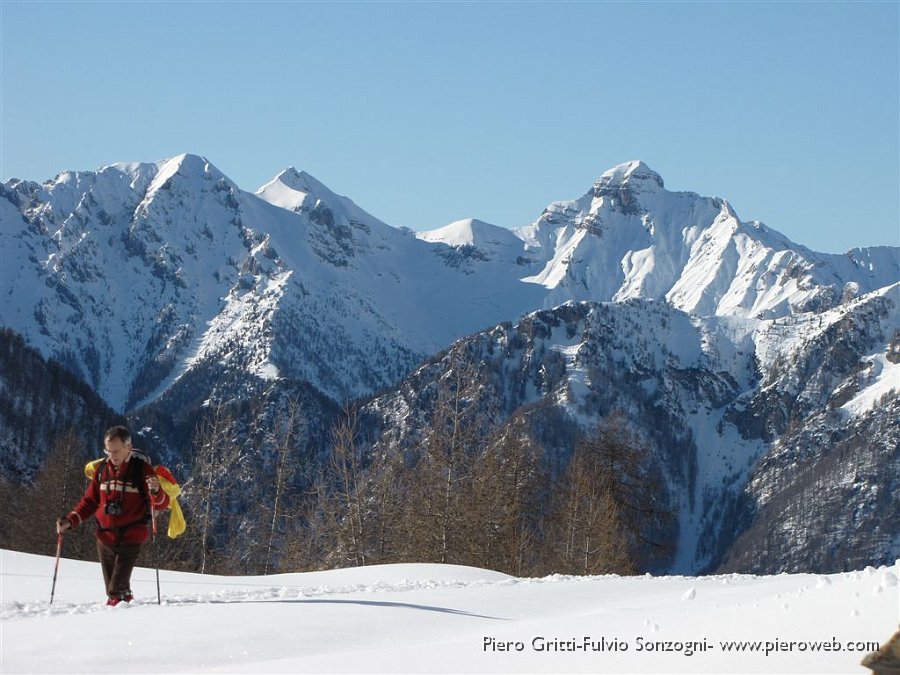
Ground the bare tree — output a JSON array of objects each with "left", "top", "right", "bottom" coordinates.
[
  {"left": 0, "top": 428, "right": 96, "bottom": 559},
  {"left": 401, "top": 354, "right": 496, "bottom": 564},
  {"left": 281, "top": 406, "right": 372, "bottom": 573},
  {"left": 305, "top": 405, "right": 408, "bottom": 569},
  {"left": 467, "top": 412, "right": 547, "bottom": 575},
  {"left": 365, "top": 441, "right": 406, "bottom": 564},
  {"left": 549, "top": 412, "right": 673, "bottom": 575},
  {"left": 327, "top": 405, "right": 369, "bottom": 566},
  {"left": 263, "top": 397, "right": 305, "bottom": 575},
  {"left": 553, "top": 447, "right": 633, "bottom": 575},
  {"left": 282, "top": 470, "right": 335, "bottom": 572},
  {"left": 183, "top": 402, "right": 241, "bottom": 575}
]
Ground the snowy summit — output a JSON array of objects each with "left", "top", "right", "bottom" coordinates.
[{"left": 593, "top": 159, "right": 666, "bottom": 192}]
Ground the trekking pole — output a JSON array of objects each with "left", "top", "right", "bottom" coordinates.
[
  {"left": 51, "top": 438, "right": 73, "bottom": 606},
  {"left": 151, "top": 505, "right": 161, "bottom": 605},
  {"left": 49, "top": 532, "right": 64, "bottom": 604}
]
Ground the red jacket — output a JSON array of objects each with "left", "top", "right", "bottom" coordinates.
[{"left": 67, "top": 455, "right": 170, "bottom": 546}]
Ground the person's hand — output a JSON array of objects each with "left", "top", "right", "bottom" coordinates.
[
  {"left": 146, "top": 476, "right": 160, "bottom": 494},
  {"left": 56, "top": 518, "right": 71, "bottom": 534}
]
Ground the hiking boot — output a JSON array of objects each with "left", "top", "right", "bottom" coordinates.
[
  {"left": 123, "top": 593, "right": 134, "bottom": 603},
  {"left": 106, "top": 596, "right": 122, "bottom": 607}
]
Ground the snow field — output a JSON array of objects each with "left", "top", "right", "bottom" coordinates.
[{"left": 2, "top": 550, "right": 897, "bottom": 674}]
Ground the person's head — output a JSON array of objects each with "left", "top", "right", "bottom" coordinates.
[{"left": 103, "top": 426, "right": 132, "bottom": 467}]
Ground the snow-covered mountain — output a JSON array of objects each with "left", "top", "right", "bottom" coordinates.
[
  {"left": 361, "top": 284, "right": 899, "bottom": 573},
  {"left": 0, "top": 154, "right": 540, "bottom": 409},
  {"left": 509, "top": 160, "right": 897, "bottom": 317},
  {"left": 2, "top": 154, "right": 897, "bottom": 574},
  {"left": 2, "top": 154, "right": 896, "bottom": 414}
]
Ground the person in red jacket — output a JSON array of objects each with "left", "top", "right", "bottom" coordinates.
[{"left": 56, "top": 426, "right": 170, "bottom": 605}]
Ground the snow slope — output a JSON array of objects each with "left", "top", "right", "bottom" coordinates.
[{"left": 1, "top": 550, "right": 896, "bottom": 674}]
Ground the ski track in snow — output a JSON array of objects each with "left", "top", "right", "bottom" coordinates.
[
  {"left": 3, "top": 577, "right": 505, "bottom": 621},
  {"left": 2, "top": 570, "right": 667, "bottom": 621}
]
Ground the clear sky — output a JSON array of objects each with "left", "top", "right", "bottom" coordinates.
[{"left": 1, "top": 1, "right": 897, "bottom": 253}]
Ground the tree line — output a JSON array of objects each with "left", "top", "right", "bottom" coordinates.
[{"left": 1, "top": 361, "right": 675, "bottom": 579}]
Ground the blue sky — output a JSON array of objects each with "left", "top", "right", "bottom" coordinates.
[{"left": 1, "top": 1, "right": 897, "bottom": 253}]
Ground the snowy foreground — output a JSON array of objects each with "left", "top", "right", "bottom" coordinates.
[{"left": 1, "top": 550, "right": 897, "bottom": 674}]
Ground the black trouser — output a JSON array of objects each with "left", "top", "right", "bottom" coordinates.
[{"left": 96, "top": 538, "right": 142, "bottom": 599}]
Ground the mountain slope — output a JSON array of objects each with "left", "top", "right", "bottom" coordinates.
[
  {"left": 506, "top": 160, "right": 897, "bottom": 318},
  {"left": 0, "top": 329, "right": 123, "bottom": 481},
  {"left": 3, "top": 154, "right": 896, "bottom": 414},
  {"left": 360, "top": 284, "right": 899, "bottom": 573},
  {"left": 1, "top": 155, "right": 258, "bottom": 409},
  {"left": 1, "top": 153, "right": 898, "bottom": 575},
  {"left": 2, "top": 155, "right": 546, "bottom": 409}
]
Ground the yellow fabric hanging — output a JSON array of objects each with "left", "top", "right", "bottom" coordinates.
[
  {"left": 84, "top": 458, "right": 104, "bottom": 479},
  {"left": 84, "top": 458, "right": 186, "bottom": 539},
  {"left": 156, "top": 471, "right": 186, "bottom": 539}
]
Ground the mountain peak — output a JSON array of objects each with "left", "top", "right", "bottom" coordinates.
[
  {"left": 257, "top": 166, "right": 392, "bottom": 235},
  {"left": 417, "top": 218, "right": 522, "bottom": 251},
  {"left": 162, "top": 153, "right": 220, "bottom": 176},
  {"left": 147, "top": 153, "right": 230, "bottom": 195},
  {"left": 594, "top": 160, "right": 665, "bottom": 191},
  {"left": 268, "top": 166, "right": 332, "bottom": 197},
  {"left": 272, "top": 166, "right": 303, "bottom": 187},
  {"left": 257, "top": 166, "right": 338, "bottom": 213}
]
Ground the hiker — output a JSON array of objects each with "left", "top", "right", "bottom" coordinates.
[{"left": 56, "top": 425, "right": 170, "bottom": 605}]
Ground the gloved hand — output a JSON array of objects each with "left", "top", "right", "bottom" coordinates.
[{"left": 56, "top": 517, "right": 71, "bottom": 534}]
